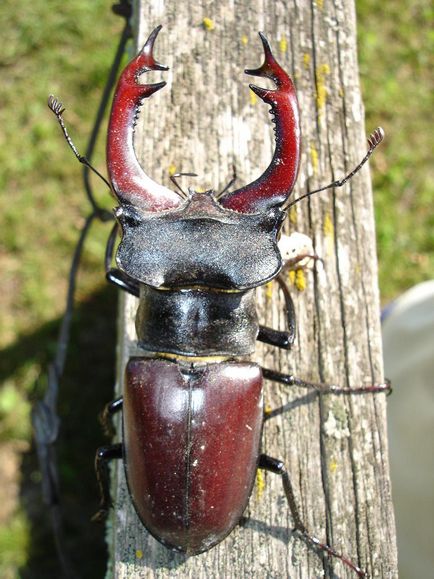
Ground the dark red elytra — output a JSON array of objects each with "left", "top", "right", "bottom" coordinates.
[{"left": 123, "top": 358, "right": 263, "bottom": 554}]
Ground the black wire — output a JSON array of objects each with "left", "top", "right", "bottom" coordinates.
[{"left": 33, "top": 8, "right": 132, "bottom": 576}]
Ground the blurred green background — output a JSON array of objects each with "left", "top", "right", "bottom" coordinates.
[{"left": 0, "top": 1, "right": 432, "bottom": 577}]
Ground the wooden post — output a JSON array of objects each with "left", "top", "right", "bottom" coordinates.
[{"left": 108, "top": 1, "right": 398, "bottom": 577}]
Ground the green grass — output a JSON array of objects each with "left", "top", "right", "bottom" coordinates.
[
  {"left": 0, "top": 0, "right": 432, "bottom": 576},
  {"left": 0, "top": 511, "right": 30, "bottom": 579},
  {"left": 0, "top": 2, "right": 124, "bottom": 576},
  {"left": 358, "top": 0, "right": 434, "bottom": 299}
]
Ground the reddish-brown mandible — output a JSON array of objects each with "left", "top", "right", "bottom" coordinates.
[{"left": 106, "top": 26, "right": 300, "bottom": 214}]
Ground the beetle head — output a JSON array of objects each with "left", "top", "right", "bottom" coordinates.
[{"left": 107, "top": 27, "right": 301, "bottom": 289}]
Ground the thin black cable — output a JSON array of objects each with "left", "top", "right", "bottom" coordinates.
[{"left": 33, "top": 8, "right": 132, "bottom": 576}]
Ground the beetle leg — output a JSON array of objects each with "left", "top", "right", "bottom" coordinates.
[
  {"left": 105, "top": 222, "right": 140, "bottom": 296},
  {"left": 261, "top": 237, "right": 322, "bottom": 350},
  {"left": 100, "top": 396, "right": 123, "bottom": 437},
  {"left": 257, "top": 326, "right": 293, "bottom": 350},
  {"left": 262, "top": 367, "right": 392, "bottom": 395},
  {"left": 106, "top": 269, "right": 140, "bottom": 297},
  {"left": 92, "top": 443, "right": 123, "bottom": 522},
  {"left": 258, "top": 454, "right": 366, "bottom": 578},
  {"left": 257, "top": 274, "right": 296, "bottom": 350}
]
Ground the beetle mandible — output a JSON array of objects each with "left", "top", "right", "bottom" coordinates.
[{"left": 47, "top": 25, "right": 389, "bottom": 577}]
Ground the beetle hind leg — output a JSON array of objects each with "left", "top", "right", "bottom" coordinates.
[
  {"left": 259, "top": 454, "right": 366, "bottom": 578},
  {"left": 92, "top": 442, "right": 123, "bottom": 522}
]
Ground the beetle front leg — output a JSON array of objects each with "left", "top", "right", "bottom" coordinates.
[
  {"left": 105, "top": 222, "right": 140, "bottom": 296},
  {"left": 258, "top": 233, "right": 323, "bottom": 350},
  {"left": 258, "top": 454, "right": 366, "bottom": 578},
  {"left": 106, "top": 269, "right": 140, "bottom": 297},
  {"left": 257, "top": 325, "right": 294, "bottom": 349},
  {"left": 257, "top": 274, "right": 296, "bottom": 350},
  {"left": 92, "top": 443, "right": 123, "bottom": 522}
]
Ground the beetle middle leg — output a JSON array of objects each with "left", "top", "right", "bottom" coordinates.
[
  {"left": 94, "top": 392, "right": 124, "bottom": 520},
  {"left": 263, "top": 367, "right": 392, "bottom": 395},
  {"left": 100, "top": 396, "right": 123, "bottom": 437},
  {"left": 260, "top": 270, "right": 391, "bottom": 395}
]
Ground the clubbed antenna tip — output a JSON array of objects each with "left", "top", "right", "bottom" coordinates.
[
  {"left": 48, "top": 94, "right": 65, "bottom": 118},
  {"left": 368, "top": 127, "right": 385, "bottom": 150}
]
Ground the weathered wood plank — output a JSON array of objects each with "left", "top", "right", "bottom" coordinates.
[{"left": 107, "top": 1, "right": 398, "bottom": 577}]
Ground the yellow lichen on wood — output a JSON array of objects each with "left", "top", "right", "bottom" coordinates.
[
  {"left": 310, "top": 143, "right": 319, "bottom": 176},
  {"left": 288, "top": 269, "right": 307, "bottom": 291},
  {"left": 265, "top": 282, "right": 273, "bottom": 301},
  {"left": 323, "top": 213, "right": 335, "bottom": 256},
  {"left": 315, "top": 0, "right": 324, "bottom": 9},
  {"left": 202, "top": 18, "right": 215, "bottom": 31},
  {"left": 279, "top": 37, "right": 288, "bottom": 54},
  {"left": 241, "top": 34, "right": 248, "bottom": 46},
  {"left": 295, "top": 269, "right": 306, "bottom": 291},
  {"left": 329, "top": 459, "right": 339, "bottom": 474},
  {"left": 323, "top": 213, "right": 334, "bottom": 238},
  {"left": 168, "top": 164, "right": 177, "bottom": 176},
  {"left": 303, "top": 53, "right": 311, "bottom": 69},
  {"left": 249, "top": 88, "right": 258, "bottom": 106},
  {"left": 135, "top": 550, "right": 144, "bottom": 559},
  {"left": 255, "top": 468, "right": 266, "bottom": 499},
  {"left": 289, "top": 206, "right": 297, "bottom": 225},
  {"left": 316, "top": 63, "right": 330, "bottom": 113}
]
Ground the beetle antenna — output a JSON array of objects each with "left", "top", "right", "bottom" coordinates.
[
  {"left": 169, "top": 172, "right": 198, "bottom": 198},
  {"left": 286, "top": 127, "right": 384, "bottom": 209},
  {"left": 216, "top": 163, "right": 237, "bottom": 198},
  {"left": 48, "top": 95, "right": 113, "bottom": 192}
]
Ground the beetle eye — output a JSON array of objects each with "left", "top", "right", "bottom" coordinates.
[{"left": 115, "top": 206, "right": 141, "bottom": 227}]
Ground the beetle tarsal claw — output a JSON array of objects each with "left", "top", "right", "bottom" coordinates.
[{"left": 91, "top": 508, "right": 109, "bottom": 523}]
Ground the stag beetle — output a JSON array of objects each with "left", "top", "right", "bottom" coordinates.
[{"left": 44, "top": 25, "right": 389, "bottom": 577}]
